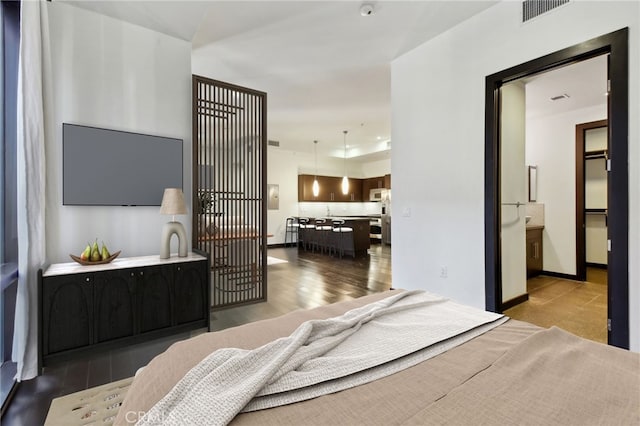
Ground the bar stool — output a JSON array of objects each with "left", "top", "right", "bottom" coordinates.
[
  {"left": 284, "top": 217, "right": 299, "bottom": 247},
  {"left": 331, "top": 219, "right": 353, "bottom": 258},
  {"left": 297, "top": 218, "right": 315, "bottom": 251},
  {"left": 314, "top": 219, "right": 333, "bottom": 253}
]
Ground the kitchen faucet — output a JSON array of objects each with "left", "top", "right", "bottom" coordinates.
[{"left": 327, "top": 205, "right": 331, "bottom": 216}]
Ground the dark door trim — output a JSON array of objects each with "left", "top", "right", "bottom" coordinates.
[
  {"left": 484, "top": 28, "right": 629, "bottom": 348},
  {"left": 575, "top": 119, "right": 608, "bottom": 282}
]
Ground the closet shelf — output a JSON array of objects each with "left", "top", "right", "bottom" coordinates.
[{"left": 585, "top": 149, "right": 608, "bottom": 160}]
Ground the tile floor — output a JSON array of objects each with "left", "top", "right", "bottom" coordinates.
[{"left": 504, "top": 268, "right": 608, "bottom": 343}]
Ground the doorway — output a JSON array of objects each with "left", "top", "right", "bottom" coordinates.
[
  {"left": 484, "top": 28, "right": 629, "bottom": 348},
  {"left": 576, "top": 119, "right": 608, "bottom": 281}
]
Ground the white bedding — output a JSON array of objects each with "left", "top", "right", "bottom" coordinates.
[{"left": 136, "top": 291, "right": 506, "bottom": 426}]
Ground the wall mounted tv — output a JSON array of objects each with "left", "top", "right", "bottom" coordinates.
[{"left": 63, "top": 123, "right": 183, "bottom": 206}]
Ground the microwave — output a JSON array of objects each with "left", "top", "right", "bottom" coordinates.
[{"left": 369, "top": 188, "right": 389, "bottom": 202}]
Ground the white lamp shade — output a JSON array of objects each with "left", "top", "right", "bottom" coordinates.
[
  {"left": 341, "top": 176, "right": 349, "bottom": 195},
  {"left": 160, "top": 188, "right": 187, "bottom": 215},
  {"left": 312, "top": 178, "right": 320, "bottom": 197}
]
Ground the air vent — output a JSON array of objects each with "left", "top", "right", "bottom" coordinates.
[
  {"left": 550, "top": 93, "right": 570, "bottom": 101},
  {"left": 522, "top": 0, "right": 569, "bottom": 22},
  {"left": 268, "top": 140, "right": 280, "bottom": 147}
]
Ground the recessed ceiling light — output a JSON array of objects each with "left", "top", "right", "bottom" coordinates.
[{"left": 377, "top": 136, "right": 382, "bottom": 140}]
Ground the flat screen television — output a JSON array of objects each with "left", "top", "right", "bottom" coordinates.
[{"left": 63, "top": 123, "right": 183, "bottom": 206}]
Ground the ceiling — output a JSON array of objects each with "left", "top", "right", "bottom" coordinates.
[
  {"left": 60, "top": 0, "right": 498, "bottom": 161},
  {"left": 59, "top": 1, "right": 606, "bottom": 162},
  {"left": 523, "top": 54, "right": 608, "bottom": 119}
]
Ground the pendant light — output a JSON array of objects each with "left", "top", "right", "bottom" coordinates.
[
  {"left": 341, "top": 130, "right": 349, "bottom": 195},
  {"left": 312, "top": 140, "right": 320, "bottom": 197}
]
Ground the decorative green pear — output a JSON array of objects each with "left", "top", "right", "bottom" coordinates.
[
  {"left": 80, "top": 243, "right": 91, "bottom": 261},
  {"left": 101, "top": 241, "right": 110, "bottom": 260},
  {"left": 90, "top": 239, "right": 101, "bottom": 262}
]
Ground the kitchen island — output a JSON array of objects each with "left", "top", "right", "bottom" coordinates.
[{"left": 299, "top": 217, "right": 371, "bottom": 257}]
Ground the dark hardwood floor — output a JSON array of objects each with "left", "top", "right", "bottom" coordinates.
[{"left": 1, "top": 244, "right": 391, "bottom": 426}]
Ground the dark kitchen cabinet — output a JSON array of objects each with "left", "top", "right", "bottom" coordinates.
[
  {"left": 298, "top": 174, "right": 362, "bottom": 202},
  {"left": 39, "top": 252, "right": 210, "bottom": 369}
]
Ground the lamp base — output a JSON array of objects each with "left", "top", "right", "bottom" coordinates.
[{"left": 160, "top": 221, "right": 188, "bottom": 259}]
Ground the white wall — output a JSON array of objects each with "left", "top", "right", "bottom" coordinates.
[
  {"left": 526, "top": 105, "right": 606, "bottom": 275},
  {"left": 500, "top": 82, "right": 527, "bottom": 303},
  {"left": 46, "top": 3, "right": 192, "bottom": 263},
  {"left": 391, "top": 1, "right": 639, "bottom": 350},
  {"left": 267, "top": 146, "right": 388, "bottom": 244},
  {"left": 361, "top": 158, "right": 391, "bottom": 177}
]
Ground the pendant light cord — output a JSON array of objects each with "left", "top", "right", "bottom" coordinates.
[
  {"left": 314, "top": 140, "right": 318, "bottom": 177},
  {"left": 343, "top": 130, "right": 348, "bottom": 174}
]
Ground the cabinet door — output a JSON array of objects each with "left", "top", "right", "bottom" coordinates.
[
  {"left": 526, "top": 229, "right": 543, "bottom": 277},
  {"left": 137, "top": 265, "right": 173, "bottom": 333},
  {"left": 384, "top": 174, "right": 391, "bottom": 189},
  {"left": 317, "top": 176, "right": 336, "bottom": 202},
  {"left": 174, "top": 261, "right": 208, "bottom": 325},
  {"left": 42, "top": 274, "right": 93, "bottom": 355},
  {"left": 94, "top": 269, "right": 135, "bottom": 343},
  {"left": 349, "top": 179, "right": 363, "bottom": 202}
]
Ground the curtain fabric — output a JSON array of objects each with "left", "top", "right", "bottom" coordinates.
[{"left": 13, "top": 0, "right": 50, "bottom": 381}]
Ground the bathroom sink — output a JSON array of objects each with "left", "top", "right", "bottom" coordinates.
[{"left": 525, "top": 216, "right": 532, "bottom": 224}]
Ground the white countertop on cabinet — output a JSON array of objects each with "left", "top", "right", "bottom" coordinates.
[{"left": 43, "top": 252, "right": 207, "bottom": 277}]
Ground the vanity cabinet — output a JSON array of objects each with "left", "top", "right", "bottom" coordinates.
[
  {"left": 39, "top": 252, "right": 209, "bottom": 368},
  {"left": 526, "top": 227, "right": 543, "bottom": 278}
]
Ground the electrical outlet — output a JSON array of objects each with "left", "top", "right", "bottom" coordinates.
[
  {"left": 440, "top": 266, "right": 448, "bottom": 278},
  {"left": 402, "top": 207, "right": 411, "bottom": 217}
]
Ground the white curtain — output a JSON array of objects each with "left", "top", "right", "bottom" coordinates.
[{"left": 13, "top": 0, "right": 50, "bottom": 381}]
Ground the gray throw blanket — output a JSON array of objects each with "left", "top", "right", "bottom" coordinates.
[{"left": 137, "top": 290, "right": 506, "bottom": 426}]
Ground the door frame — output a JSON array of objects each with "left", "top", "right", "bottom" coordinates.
[
  {"left": 575, "top": 119, "right": 608, "bottom": 281},
  {"left": 484, "top": 28, "right": 629, "bottom": 348}
]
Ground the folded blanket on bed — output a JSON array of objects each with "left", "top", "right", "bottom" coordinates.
[{"left": 136, "top": 290, "right": 506, "bottom": 426}]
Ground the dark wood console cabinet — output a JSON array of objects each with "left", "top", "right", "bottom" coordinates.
[{"left": 39, "top": 251, "right": 210, "bottom": 369}]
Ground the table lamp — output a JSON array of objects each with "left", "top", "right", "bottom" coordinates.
[{"left": 159, "top": 188, "right": 188, "bottom": 259}]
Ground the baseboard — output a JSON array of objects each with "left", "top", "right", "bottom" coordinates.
[
  {"left": 540, "top": 270, "right": 579, "bottom": 281},
  {"left": 586, "top": 262, "right": 608, "bottom": 270},
  {"left": 501, "top": 293, "right": 529, "bottom": 311}
]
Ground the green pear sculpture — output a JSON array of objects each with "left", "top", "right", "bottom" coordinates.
[
  {"left": 80, "top": 243, "right": 91, "bottom": 261},
  {"left": 101, "top": 242, "right": 110, "bottom": 260},
  {"left": 90, "top": 239, "right": 101, "bottom": 262}
]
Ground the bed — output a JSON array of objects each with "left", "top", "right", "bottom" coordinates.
[{"left": 114, "top": 290, "right": 639, "bottom": 425}]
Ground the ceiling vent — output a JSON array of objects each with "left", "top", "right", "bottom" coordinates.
[
  {"left": 550, "top": 93, "right": 570, "bottom": 101},
  {"left": 522, "top": 0, "right": 569, "bottom": 22},
  {"left": 267, "top": 140, "right": 280, "bottom": 147}
]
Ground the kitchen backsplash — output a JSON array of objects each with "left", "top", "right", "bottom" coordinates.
[{"left": 299, "top": 202, "right": 382, "bottom": 218}]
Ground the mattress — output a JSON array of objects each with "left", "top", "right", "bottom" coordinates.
[{"left": 115, "top": 290, "right": 639, "bottom": 425}]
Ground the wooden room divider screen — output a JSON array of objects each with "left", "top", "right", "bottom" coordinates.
[{"left": 192, "top": 75, "right": 267, "bottom": 309}]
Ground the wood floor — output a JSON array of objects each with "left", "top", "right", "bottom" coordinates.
[
  {"left": 1, "top": 244, "right": 392, "bottom": 426},
  {"left": 504, "top": 268, "right": 608, "bottom": 344}
]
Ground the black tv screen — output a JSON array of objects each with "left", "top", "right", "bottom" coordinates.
[{"left": 63, "top": 123, "right": 183, "bottom": 206}]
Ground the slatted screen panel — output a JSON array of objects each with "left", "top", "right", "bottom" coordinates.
[{"left": 192, "top": 75, "right": 267, "bottom": 309}]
